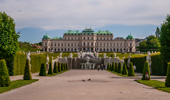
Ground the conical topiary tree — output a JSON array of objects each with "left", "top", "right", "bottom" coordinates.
[
  {"left": 114, "top": 62, "right": 118, "bottom": 72},
  {"left": 61, "top": 63, "right": 63, "bottom": 71},
  {"left": 66, "top": 63, "right": 68, "bottom": 70},
  {"left": 107, "top": 63, "right": 110, "bottom": 70},
  {"left": 48, "top": 62, "right": 53, "bottom": 74},
  {"left": 112, "top": 62, "right": 115, "bottom": 71},
  {"left": 142, "top": 61, "right": 150, "bottom": 80},
  {"left": 165, "top": 62, "right": 170, "bottom": 87},
  {"left": 23, "top": 59, "right": 32, "bottom": 80},
  {"left": 0, "top": 59, "right": 11, "bottom": 87},
  {"left": 58, "top": 62, "right": 61, "bottom": 72},
  {"left": 128, "top": 62, "right": 135, "bottom": 76},
  {"left": 117, "top": 63, "right": 122, "bottom": 73},
  {"left": 122, "top": 62, "right": 128, "bottom": 75},
  {"left": 53, "top": 62, "right": 58, "bottom": 73},
  {"left": 39, "top": 63, "right": 46, "bottom": 76}
]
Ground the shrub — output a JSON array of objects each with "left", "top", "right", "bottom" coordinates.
[
  {"left": 117, "top": 63, "right": 122, "bottom": 73},
  {"left": 165, "top": 62, "right": 170, "bottom": 87},
  {"left": 58, "top": 62, "right": 61, "bottom": 72},
  {"left": 39, "top": 63, "right": 46, "bottom": 76},
  {"left": 61, "top": 63, "right": 63, "bottom": 71},
  {"left": 107, "top": 63, "right": 110, "bottom": 70},
  {"left": 128, "top": 62, "right": 135, "bottom": 76},
  {"left": 114, "top": 62, "right": 118, "bottom": 72},
  {"left": 112, "top": 62, "right": 115, "bottom": 71},
  {"left": 48, "top": 62, "right": 53, "bottom": 74},
  {"left": 66, "top": 63, "right": 68, "bottom": 70},
  {"left": 0, "top": 59, "right": 11, "bottom": 87},
  {"left": 142, "top": 61, "right": 150, "bottom": 80},
  {"left": 53, "top": 62, "right": 58, "bottom": 73},
  {"left": 122, "top": 62, "right": 128, "bottom": 75},
  {"left": 23, "top": 60, "right": 32, "bottom": 80}
]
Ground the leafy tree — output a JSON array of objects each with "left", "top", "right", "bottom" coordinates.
[
  {"left": 39, "top": 63, "right": 46, "bottom": 76},
  {"left": 160, "top": 15, "right": 170, "bottom": 63},
  {"left": 155, "top": 27, "right": 160, "bottom": 38},
  {"left": 142, "top": 61, "right": 150, "bottom": 80},
  {"left": 128, "top": 62, "right": 135, "bottom": 76},
  {"left": 122, "top": 62, "right": 128, "bottom": 75},
  {"left": 0, "top": 59, "right": 11, "bottom": 87},
  {"left": 165, "top": 62, "right": 170, "bottom": 87},
  {"left": 23, "top": 60, "right": 32, "bottom": 80},
  {"left": 0, "top": 12, "right": 20, "bottom": 75}
]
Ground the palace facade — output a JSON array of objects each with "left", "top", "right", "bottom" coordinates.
[{"left": 42, "top": 28, "right": 136, "bottom": 52}]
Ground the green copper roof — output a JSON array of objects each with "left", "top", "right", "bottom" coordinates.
[
  {"left": 43, "top": 34, "right": 51, "bottom": 39},
  {"left": 96, "top": 30, "right": 112, "bottom": 35},
  {"left": 53, "top": 37, "right": 62, "bottom": 39},
  {"left": 65, "top": 30, "right": 81, "bottom": 35},
  {"left": 126, "top": 34, "right": 134, "bottom": 39},
  {"left": 82, "top": 28, "right": 95, "bottom": 33}
]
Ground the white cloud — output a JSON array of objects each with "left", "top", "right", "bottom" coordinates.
[{"left": 0, "top": 0, "right": 170, "bottom": 30}]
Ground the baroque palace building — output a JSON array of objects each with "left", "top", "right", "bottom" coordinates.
[{"left": 42, "top": 28, "right": 136, "bottom": 52}]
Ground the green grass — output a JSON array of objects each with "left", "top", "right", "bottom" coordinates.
[
  {"left": 47, "top": 70, "right": 69, "bottom": 76},
  {"left": 136, "top": 80, "right": 170, "bottom": 93},
  {"left": 108, "top": 70, "right": 128, "bottom": 77},
  {"left": 0, "top": 79, "right": 38, "bottom": 93}
]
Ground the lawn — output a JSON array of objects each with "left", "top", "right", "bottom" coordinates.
[
  {"left": 0, "top": 79, "right": 38, "bottom": 93},
  {"left": 136, "top": 80, "right": 170, "bottom": 93},
  {"left": 47, "top": 70, "right": 69, "bottom": 76}
]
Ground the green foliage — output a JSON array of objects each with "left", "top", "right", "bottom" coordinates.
[
  {"left": 122, "top": 62, "right": 128, "bottom": 75},
  {"left": 114, "top": 63, "right": 118, "bottom": 72},
  {"left": 23, "top": 60, "right": 32, "bottom": 80},
  {"left": 61, "top": 63, "right": 63, "bottom": 71},
  {"left": 160, "top": 15, "right": 170, "bottom": 63},
  {"left": 48, "top": 62, "right": 53, "bottom": 74},
  {"left": 39, "top": 63, "right": 46, "bottom": 76},
  {"left": 107, "top": 63, "right": 110, "bottom": 70},
  {"left": 117, "top": 63, "right": 122, "bottom": 73},
  {"left": 53, "top": 62, "right": 58, "bottom": 73},
  {"left": 128, "top": 62, "right": 135, "bottom": 76},
  {"left": 0, "top": 59, "right": 11, "bottom": 87},
  {"left": 0, "top": 12, "right": 20, "bottom": 75},
  {"left": 165, "top": 62, "right": 170, "bottom": 87},
  {"left": 112, "top": 62, "right": 114, "bottom": 71},
  {"left": 155, "top": 27, "right": 160, "bottom": 38},
  {"left": 58, "top": 62, "right": 61, "bottom": 72},
  {"left": 66, "top": 63, "right": 68, "bottom": 70},
  {"left": 19, "top": 41, "right": 41, "bottom": 52},
  {"left": 142, "top": 61, "right": 150, "bottom": 80}
]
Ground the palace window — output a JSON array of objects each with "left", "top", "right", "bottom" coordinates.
[{"left": 91, "top": 42, "right": 93, "bottom": 46}]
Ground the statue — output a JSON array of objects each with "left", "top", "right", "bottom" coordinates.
[
  {"left": 60, "top": 52, "right": 62, "bottom": 58},
  {"left": 114, "top": 52, "right": 116, "bottom": 58},
  {"left": 27, "top": 51, "right": 31, "bottom": 61},
  {"left": 146, "top": 51, "right": 152, "bottom": 73},
  {"left": 96, "top": 52, "right": 99, "bottom": 58},
  {"left": 46, "top": 55, "right": 49, "bottom": 70},
  {"left": 69, "top": 53, "right": 73, "bottom": 58},
  {"left": 127, "top": 54, "right": 131, "bottom": 68},
  {"left": 104, "top": 53, "right": 106, "bottom": 58}
]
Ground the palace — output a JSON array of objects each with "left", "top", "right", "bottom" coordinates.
[{"left": 42, "top": 28, "right": 136, "bottom": 52}]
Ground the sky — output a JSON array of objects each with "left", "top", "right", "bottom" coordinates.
[{"left": 0, "top": 0, "right": 170, "bottom": 43}]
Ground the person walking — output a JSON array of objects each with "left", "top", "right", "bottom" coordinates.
[
  {"left": 101, "top": 64, "right": 104, "bottom": 71},
  {"left": 103, "top": 64, "right": 106, "bottom": 70},
  {"left": 97, "top": 65, "right": 100, "bottom": 71}
]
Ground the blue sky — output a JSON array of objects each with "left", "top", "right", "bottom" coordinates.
[{"left": 1, "top": 0, "right": 170, "bottom": 43}]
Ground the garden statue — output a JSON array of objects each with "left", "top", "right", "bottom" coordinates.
[
  {"left": 26, "top": 51, "right": 32, "bottom": 70},
  {"left": 69, "top": 53, "right": 73, "bottom": 58},
  {"left": 114, "top": 52, "right": 116, "bottom": 58},
  {"left": 96, "top": 52, "right": 99, "bottom": 58},
  {"left": 60, "top": 52, "right": 62, "bottom": 58},
  {"left": 146, "top": 51, "right": 152, "bottom": 73},
  {"left": 127, "top": 54, "right": 131, "bottom": 68},
  {"left": 46, "top": 55, "right": 49, "bottom": 70},
  {"left": 104, "top": 53, "right": 106, "bottom": 58}
]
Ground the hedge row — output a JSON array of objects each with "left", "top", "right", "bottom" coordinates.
[
  {"left": 13, "top": 53, "right": 46, "bottom": 75},
  {"left": 124, "top": 54, "right": 167, "bottom": 76}
]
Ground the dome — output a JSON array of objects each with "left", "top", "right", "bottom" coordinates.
[
  {"left": 43, "top": 34, "right": 51, "bottom": 39},
  {"left": 126, "top": 34, "right": 134, "bottom": 39},
  {"left": 82, "top": 28, "right": 95, "bottom": 33}
]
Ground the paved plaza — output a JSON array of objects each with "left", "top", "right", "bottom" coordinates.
[{"left": 0, "top": 70, "right": 170, "bottom": 100}]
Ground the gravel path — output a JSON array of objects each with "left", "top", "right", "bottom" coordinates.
[{"left": 0, "top": 70, "right": 169, "bottom": 100}]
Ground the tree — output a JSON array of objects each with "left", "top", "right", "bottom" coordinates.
[
  {"left": 0, "top": 12, "right": 20, "bottom": 75},
  {"left": 112, "top": 62, "right": 115, "bottom": 71},
  {"left": 53, "top": 62, "right": 58, "bottom": 73},
  {"left": 107, "top": 63, "right": 110, "bottom": 70},
  {"left": 122, "top": 62, "right": 128, "bottom": 75},
  {"left": 165, "top": 62, "right": 170, "bottom": 87},
  {"left": 155, "top": 27, "right": 160, "bottom": 38},
  {"left": 128, "top": 62, "right": 135, "bottom": 76},
  {"left": 160, "top": 15, "right": 170, "bottom": 63},
  {"left": 0, "top": 59, "right": 11, "bottom": 87},
  {"left": 48, "top": 62, "right": 53, "bottom": 74},
  {"left": 58, "top": 62, "right": 61, "bottom": 72},
  {"left": 23, "top": 60, "right": 32, "bottom": 80},
  {"left": 114, "top": 62, "right": 118, "bottom": 72},
  {"left": 117, "top": 63, "right": 122, "bottom": 73},
  {"left": 39, "top": 63, "right": 46, "bottom": 76},
  {"left": 142, "top": 61, "right": 150, "bottom": 80}
]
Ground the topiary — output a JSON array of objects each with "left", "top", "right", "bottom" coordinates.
[
  {"left": 53, "top": 62, "right": 58, "bottom": 73},
  {"left": 66, "top": 63, "right": 68, "bottom": 70},
  {"left": 114, "top": 62, "right": 118, "bottom": 72},
  {"left": 23, "top": 59, "right": 32, "bottom": 80},
  {"left": 112, "top": 62, "right": 115, "bottom": 71},
  {"left": 165, "top": 62, "right": 170, "bottom": 87},
  {"left": 117, "top": 63, "right": 122, "bottom": 73},
  {"left": 39, "top": 63, "right": 46, "bottom": 76},
  {"left": 61, "top": 63, "right": 63, "bottom": 71},
  {"left": 142, "top": 61, "right": 150, "bottom": 80},
  {"left": 0, "top": 59, "right": 11, "bottom": 87},
  {"left": 48, "top": 62, "right": 53, "bottom": 74},
  {"left": 107, "top": 63, "right": 110, "bottom": 70},
  {"left": 58, "top": 62, "right": 61, "bottom": 72},
  {"left": 128, "top": 62, "right": 135, "bottom": 76},
  {"left": 122, "top": 62, "right": 128, "bottom": 75}
]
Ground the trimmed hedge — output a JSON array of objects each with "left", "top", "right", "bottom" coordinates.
[
  {"left": 53, "top": 62, "right": 58, "bottom": 73},
  {"left": 165, "top": 62, "right": 170, "bottom": 87},
  {"left": 48, "top": 62, "right": 53, "bottom": 74},
  {"left": 58, "top": 62, "right": 61, "bottom": 72},
  {"left": 142, "top": 61, "right": 150, "bottom": 80},
  {"left": 0, "top": 59, "right": 11, "bottom": 87},
  {"left": 122, "top": 62, "right": 128, "bottom": 75},
  {"left": 39, "top": 63, "right": 46, "bottom": 76},
  {"left": 112, "top": 62, "right": 115, "bottom": 71},
  {"left": 117, "top": 63, "right": 122, "bottom": 73},
  {"left": 23, "top": 60, "right": 32, "bottom": 80},
  {"left": 128, "top": 62, "right": 135, "bottom": 76},
  {"left": 114, "top": 63, "right": 118, "bottom": 72}
]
